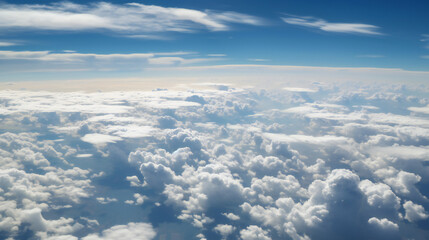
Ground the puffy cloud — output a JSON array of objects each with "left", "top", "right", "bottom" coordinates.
[
  {"left": 96, "top": 197, "right": 118, "bottom": 204},
  {"left": 214, "top": 224, "right": 236, "bottom": 239},
  {"left": 383, "top": 171, "right": 421, "bottom": 197},
  {"left": 82, "top": 222, "right": 156, "bottom": 240},
  {"left": 403, "top": 201, "right": 429, "bottom": 222},
  {"left": 359, "top": 180, "right": 400, "bottom": 210},
  {"left": 223, "top": 212, "right": 240, "bottom": 221},
  {"left": 0, "top": 83, "right": 429, "bottom": 240},
  {"left": 240, "top": 225, "right": 271, "bottom": 240},
  {"left": 368, "top": 217, "right": 398, "bottom": 231}
]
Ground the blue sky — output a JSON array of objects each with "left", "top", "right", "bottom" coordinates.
[{"left": 0, "top": 0, "right": 428, "bottom": 82}]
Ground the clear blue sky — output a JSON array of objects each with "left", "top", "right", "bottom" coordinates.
[{"left": 0, "top": 0, "right": 428, "bottom": 82}]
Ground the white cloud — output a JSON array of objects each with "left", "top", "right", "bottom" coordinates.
[
  {"left": 357, "top": 54, "right": 384, "bottom": 58},
  {"left": 96, "top": 197, "right": 118, "bottom": 204},
  {"left": 368, "top": 217, "right": 398, "bottom": 231},
  {"left": 0, "top": 41, "right": 16, "bottom": 47},
  {"left": 240, "top": 225, "right": 271, "bottom": 240},
  {"left": 82, "top": 222, "right": 156, "bottom": 240},
  {"left": 1, "top": 82, "right": 429, "bottom": 239},
  {"left": 368, "top": 113, "right": 429, "bottom": 128},
  {"left": 248, "top": 58, "right": 270, "bottom": 62},
  {"left": 0, "top": 50, "right": 204, "bottom": 64},
  {"left": 282, "top": 15, "right": 382, "bottom": 35},
  {"left": 359, "top": 180, "right": 400, "bottom": 210},
  {"left": 81, "top": 133, "right": 122, "bottom": 145},
  {"left": 403, "top": 201, "right": 429, "bottom": 222},
  {"left": 223, "top": 212, "right": 240, "bottom": 221},
  {"left": 148, "top": 56, "right": 220, "bottom": 65},
  {"left": 263, "top": 133, "right": 349, "bottom": 145},
  {"left": 368, "top": 146, "right": 429, "bottom": 160},
  {"left": 0, "top": 2, "right": 263, "bottom": 34},
  {"left": 408, "top": 105, "right": 429, "bottom": 115},
  {"left": 207, "top": 54, "right": 227, "bottom": 57},
  {"left": 214, "top": 224, "right": 236, "bottom": 239},
  {"left": 283, "top": 87, "right": 318, "bottom": 93}
]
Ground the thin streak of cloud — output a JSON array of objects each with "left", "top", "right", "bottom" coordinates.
[
  {"left": 357, "top": 54, "right": 384, "bottom": 58},
  {"left": 207, "top": 54, "right": 226, "bottom": 57},
  {"left": 0, "top": 50, "right": 196, "bottom": 62},
  {"left": 127, "top": 34, "right": 172, "bottom": 40},
  {"left": 0, "top": 41, "right": 17, "bottom": 47},
  {"left": 282, "top": 15, "right": 382, "bottom": 35},
  {"left": 248, "top": 58, "right": 270, "bottom": 62}
]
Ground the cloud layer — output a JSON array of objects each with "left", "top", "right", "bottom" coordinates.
[{"left": 0, "top": 80, "right": 428, "bottom": 239}]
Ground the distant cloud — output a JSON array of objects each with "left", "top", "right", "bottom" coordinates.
[
  {"left": 421, "top": 34, "right": 429, "bottom": 48},
  {"left": 207, "top": 54, "right": 227, "bottom": 57},
  {"left": 127, "top": 34, "right": 172, "bottom": 40},
  {"left": 248, "top": 58, "right": 270, "bottom": 62},
  {"left": 282, "top": 15, "right": 382, "bottom": 35},
  {"left": 357, "top": 54, "right": 384, "bottom": 58},
  {"left": 283, "top": 87, "right": 318, "bottom": 92},
  {"left": 0, "top": 41, "right": 17, "bottom": 47},
  {"left": 0, "top": 2, "right": 264, "bottom": 34},
  {"left": 0, "top": 50, "right": 217, "bottom": 67},
  {"left": 148, "top": 56, "right": 222, "bottom": 65}
]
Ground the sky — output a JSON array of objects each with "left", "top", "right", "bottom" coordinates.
[{"left": 0, "top": 0, "right": 429, "bottom": 84}]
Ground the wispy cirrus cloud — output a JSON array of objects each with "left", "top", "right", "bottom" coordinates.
[
  {"left": 0, "top": 50, "right": 199, "bottom": 62},
  {"left": 0, "top": 2, "right": 264, "bottom": 34},
  {"left": 421, "top": 34, "right": 429, "bottom": 45},
  {"left": 357, "top": 54, "right": 384, "bottom": 58},
  {"left": 0, "top": 41, "right": 17, "bottom": 47},
  {"left": 282, "top": 15, "right": 382, "bottom": 35}
]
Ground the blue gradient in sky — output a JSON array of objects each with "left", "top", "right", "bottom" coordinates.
[{"left": 0, "top": 0, "right": 428, "bottom": 81}]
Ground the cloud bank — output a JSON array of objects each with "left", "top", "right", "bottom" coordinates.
[{"left": 0, "top": 80, "right": 428, "bottom": 239}]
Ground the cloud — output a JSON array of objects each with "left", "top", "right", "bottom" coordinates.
[
  {"left": 357, "top": 54, "right": 384, "bottom": 58},
  {"left": 148, "top": 56, "right": 221, "bottom": 65},
  {"left": 263, "top": 133, "right": 349, "bottom": 145},
  {"left": 0, "top": 81, "right": 429, "bottom": 239},
  {"left": 0, "top": 2, "right": 264, "bottom": 34},
  {"left": 421, "top": 34, "right": 429, "bottom": 49},
  {"left": 81, "top": 133, "right": 122, "bottom": 145},
  {"left": 0, "top": 41, "right": 16, "bottom": 47},
  {"left": 368, "top": 146, "right": 429, "bottom": 160},
  {"left": 248, "top": 58, "right": 270, "bottom": 62},
  {"left": 240, "top": 225, "right": 271, "bottom": 240},
  {"left": 408, "top": 105, "right": 429, "bottom": 115},
  {"left": 283, "top": 87, "right": 318, "bottom": 93},
  {"left": 214, "top": 224, "right": 236, "bottom": 239},
  {"left": 403, "top": 201, "right": 429, "bottom": 222},
  {"left": 82, "top": 222, "right": 156, "bottom": 240},
  {"left": 282, "top": 15, "right": 382, "bottom": 35},
  {"left": 368, "top": 217, "right": 398, "bottom": 231},
  {"left": 0, "top": 50, "right": 197, "bottom": 62},
  {"left": 207, "top": 54, "right": 227, "bottom": 57}
]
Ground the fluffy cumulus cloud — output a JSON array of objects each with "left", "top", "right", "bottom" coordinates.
[{"left": 0, "top": 80, "right": 428, "bottom": 239}]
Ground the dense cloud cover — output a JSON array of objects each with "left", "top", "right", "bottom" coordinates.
[{"left": 0, "top": 82, "right": 428, "bottom": 239}]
